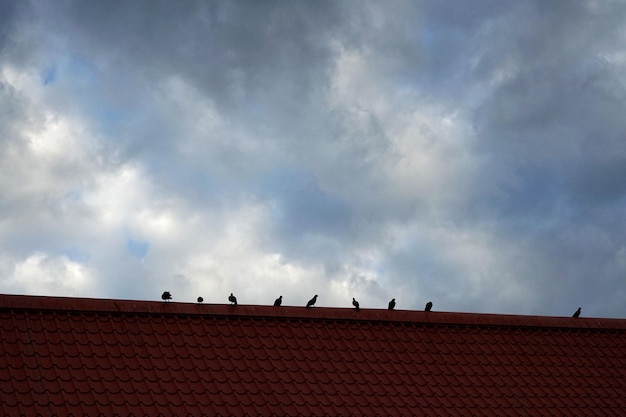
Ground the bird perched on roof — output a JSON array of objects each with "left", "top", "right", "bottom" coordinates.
[
  {"left": 388, "top": 298, "right": 396, "bottom": 311},
  {"left": 161, "top": 291, "right": 172, "bottom": 302},
  {"left": 425, "top": 301, "right": 433, "bottom": 312},
  {"left": 352, "top": 297, "right": 360, "bottom": 311},
  {"left": 197, "top": 297, "right": 203, "bottom": 304},
  {"left": 228, "top": 293, "right": 237, "bottom": 306},
  {"left": 306, "top": 295, "right": 318, "bottom": 308},
  {"left": 274, "top": 295, "right": 282, "bottom": 307},
  {"left": 573, "top": 307, "right": 581, "bottom": 318}
]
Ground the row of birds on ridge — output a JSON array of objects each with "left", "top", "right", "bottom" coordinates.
[
  {"left": 162, "top": 291, "right": 584, "bottom": 317},
  {"left": 161, "top": 291, "right": 434, "bottom": 311}
]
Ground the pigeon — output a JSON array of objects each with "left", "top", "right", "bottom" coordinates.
[
  {"left": 161, "top": 291, "right": 172, "bottom": 302},
  {"left": 573, "top": 307, "right": 581, "bottom": 318},
  {"left": 306, "top": 295, "right": 318, "bottom": 308},
  {"left": 197, "top": 296, "right": 204, "bottom": 304},
  {"left": 228, "top": 293, "right": 238, "bottom": 306},
  {"left": 274, "top": 296, "right": 283, "bottom": 307},
  {"left": 388, "top": 298, "right": 396, "bottom": 311},
  {"left": 425, "top": 301, "right": 433, "bottom": 312},
  {"left": 352, "top": 297, "right": 360, "bottom": 311}
]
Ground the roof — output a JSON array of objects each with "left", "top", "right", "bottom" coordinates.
[{"left": 1, "top": 294, "right": 625, "bottom": 417}]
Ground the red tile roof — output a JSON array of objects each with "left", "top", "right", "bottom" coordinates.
[{"left": 1, "top": 294, "right": 625, "bottom": 417}]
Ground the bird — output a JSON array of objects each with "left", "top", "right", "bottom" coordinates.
[
  {"left": 274, "top": 296, "right": 282, "bottom": 307},
  {"left": 228, "top": 293, "right": 238, "bottom": 306},
  {"left": 388, "top": 298, "right": 396, "bottom": 310},
  {"left": 306, "top": 295, "right": 318, "bottom": 308},
  {"left": 197, "top": 296, "right": 203, "bottom": 304},
  {"left": 161, "top": 291, "right": 172, "bottom": 302},
  {"left": 352, "top": 297, "right": 360, "bottom": 311},
  {"left": 425, "top": 301, "right": 433, "bottom": 312},
  {"left": 573, "top": 307, "right": 581, "bottom": 318}
]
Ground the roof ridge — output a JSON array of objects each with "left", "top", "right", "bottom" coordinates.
[{"left": 1, "top": 293, "right": 625, "bottom": 330}]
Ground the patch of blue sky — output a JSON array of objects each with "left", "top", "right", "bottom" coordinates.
[
  {"left": 94, "top": 104, "right": 126, "bottom": 136},
  {"left": 62, "top": 247, "right": 90, "bottom": 264},
  {"left": 64, "top": 189, "right": 82, "bottom": 201},
  {"left": 420, "top": 25, "right": 437, "bottom": 49},
  {"left": 41, "top": 65, "right": 57, "bottom": 85},
  {"left": 126, "top": 238, "right": 149, "bottom": 259},
  {"left": 57, "top": 54, "right": 97, "bottom": 88}
]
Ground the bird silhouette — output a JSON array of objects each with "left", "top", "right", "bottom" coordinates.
[
  {"left": 161, "top": 291, "right": 172, "bottom": 302},
  {"left": 197, "top": 296, "right": 204, "bottom": 304},
  {"left": 228, "top": 293, "right": 238, "bottom": 305},
  {"left": 425, "top": 301, "right": 433, "bottom": 312},
  {"left": 274, "top": 295, "right": 282, "bottom": 306},
  {"left": 306, "top": 295, "right": 318, "bottom": 308},
  {"left": 388, "top": 298, "right": 396, "bottom": 310},
  {"left": 352, "top": 297, "right": 360, "bottom": 311},
  {"left": 573, "top": 307, "right": 581, "bottom": 318}
]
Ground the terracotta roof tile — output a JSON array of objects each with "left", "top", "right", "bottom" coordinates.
[{"left": 1, "top": 294, "right": 626, "bottom": 416}]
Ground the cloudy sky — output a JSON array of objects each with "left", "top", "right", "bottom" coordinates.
[{"left": 1, "top": 0, "right": 625, "bottom": 317}]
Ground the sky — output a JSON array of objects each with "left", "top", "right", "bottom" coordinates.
[{"left": 1, "top": 0, "right": 625, "bottom": 318}]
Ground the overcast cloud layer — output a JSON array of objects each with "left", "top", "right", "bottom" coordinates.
[{"left": 1, "top": 0, "right": 625, "bottom": 317}]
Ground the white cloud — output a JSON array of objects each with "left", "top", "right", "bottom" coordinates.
[{"left": 1, "top": 252, "right": 98, "bottom": 297}]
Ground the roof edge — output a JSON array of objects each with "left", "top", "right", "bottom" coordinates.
[{"left": 1, "top": 294, "right": 625, "bottom": 330}]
